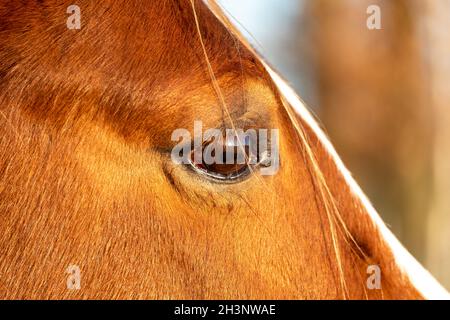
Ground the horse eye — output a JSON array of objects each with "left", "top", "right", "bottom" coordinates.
[{"left": 188, "top": 140, "right": 252, "bottom": 182}]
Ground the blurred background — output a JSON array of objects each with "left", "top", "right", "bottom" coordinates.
[{"left": 220, "top": 0, "right": 450, "bottom": 290}]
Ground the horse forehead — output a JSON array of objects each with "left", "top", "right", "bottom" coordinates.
[
  {"left": 4, "top": 0, "right": 262, "bottom": 91},
  {"left": 92, "top": 1, "right": 266, "bottom": 111},
  {"left": 101, "top": 1, "right": 251, "bottom": 80}
]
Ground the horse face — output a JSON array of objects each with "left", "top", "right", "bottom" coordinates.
[{"left": 0, "top": 0, "right": 441, "bottom": 299}]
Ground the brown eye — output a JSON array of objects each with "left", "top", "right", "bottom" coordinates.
[{"left": 189, "top": 139, "right": 252, "bottom": 182}]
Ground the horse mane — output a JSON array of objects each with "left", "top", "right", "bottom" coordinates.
[{"left": 201, "top": 0, "right": 449, "bottom": 300}]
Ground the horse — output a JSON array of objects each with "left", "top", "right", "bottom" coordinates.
[{"left": 0, "top": 0, "right": 448, "bottom": 299}]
